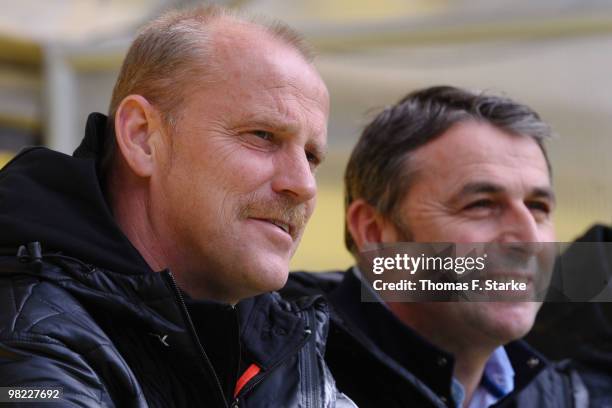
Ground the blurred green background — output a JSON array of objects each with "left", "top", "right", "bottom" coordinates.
[{"left": 1, "top": 0, "right": 611, "bottom": 272}]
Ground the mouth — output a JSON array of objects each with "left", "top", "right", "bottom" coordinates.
[
  {"left": 268, "top": 219, "right": 291, "bottom": 235},
  {"left": 483, "top": 272, "right": 538, "bottom": 300},
  {"left": 486, "top": 274, "right": 533, "bottom": 286},
  {"left": 250, "top": 217, "right": 294, "bottom": 239}
]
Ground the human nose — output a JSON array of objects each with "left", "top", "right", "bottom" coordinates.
[
  {"left": 271, "top": 147, "right": 316, "bottom": 203},
  {"left": 497, "top": 202, "right": 542, "bottom": 254}
]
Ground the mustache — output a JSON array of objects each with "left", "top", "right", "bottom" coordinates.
[{"left": 237, "top": 193, "right": 309, "bottom": 238}]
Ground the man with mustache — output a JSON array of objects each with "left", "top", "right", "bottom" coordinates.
[
  {"left": 285, "top": 86, "right": 587, "bottom": 407},
  {"left": 0, "top": 5, "right": 355, "bottom": 407}
]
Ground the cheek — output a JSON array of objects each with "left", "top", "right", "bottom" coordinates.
[
  {"left": 160, "top": 156, "right": 230, "bottom": 225},
  {"left": 190, "top": 146, "right": 275, "bottom": 194},
  {"left": 413, "top": 219, "right": 494, "bottom": 243},
  {"left": 305, "top": 195, "right": 317, "bottom": 217},
  {"left": 540, "top": 223, "right": 556, "bottom": 242},
  {"left": 443, "top": 219, "right": 505, "bottom": 243},
  {"left": 220, "top": 148, "right": 277, "bottom": 191}
]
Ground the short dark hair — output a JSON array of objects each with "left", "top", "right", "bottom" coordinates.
[{"left": 344, "top": 85, "right": 554, "bottom": 254}]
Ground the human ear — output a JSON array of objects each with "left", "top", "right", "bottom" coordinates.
[
  {"left": 114, "top": 95, "right": 163, "bottom": 178},
  {"left": 346, "top": 199, "right": 401, "bottom": 250}
]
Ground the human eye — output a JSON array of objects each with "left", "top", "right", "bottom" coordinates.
[
  {"left": 305, "top": 150, "right": 321, "bottom": 167},
  {"left": 240, "top": 129, "right": 276, "bottom": 150},
  {"left": 464, "top": 199, "right": 495, "bottom": 210},
  {"left": 526, "top": 200, "right": 552, "bottom": 220},
  {"left": 461, "top": 198, "right": 501, "bottom": 218},
  {"left": 251, "top": 130, "right": 274, "bottom": 141}
]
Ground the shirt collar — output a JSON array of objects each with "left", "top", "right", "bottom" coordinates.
[{"left": 452, "top": 346, "right": 515, "bottom": 408}]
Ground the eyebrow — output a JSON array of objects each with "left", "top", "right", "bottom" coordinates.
[
  {"left": 530, "top": 187, "right": 557, "bottom": 204},
  {"left": 458, "top": 182, "right": 504, "bottom": 196},
  {"left": 453, "top": 182, "right": 556, "bottom": 204},
  {"left": 243, "top": 118, "right": 296, "bottom": 134}
]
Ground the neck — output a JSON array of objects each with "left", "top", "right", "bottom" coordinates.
[
  {"left": 452, "top": 348, "right": 491, "bottom": 407},
  {"left": 388, "top": 302, "right": 497, "bottom": 406},
  {"left": 107, "top": 166, "right": 169, "bottom": 273}
]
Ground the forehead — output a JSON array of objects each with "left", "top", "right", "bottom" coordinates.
[
  {"left": 408, "top": 121, "right": 551, "bottom": 196},
  {"left": 212, "top": 22, "right": 327, "bottom": 112},
  {"left": 178, "top": 21, "right": 329, "bottom": 143}
]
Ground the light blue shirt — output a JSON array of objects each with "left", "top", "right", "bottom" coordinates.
[{"left": 451, "top": 347, "right": 515, "bottom": 408}]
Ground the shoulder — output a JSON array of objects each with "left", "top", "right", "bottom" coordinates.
[
  {"left": 504, "top": 341, "right": 587, "bottom": 407},
  {"left": 0, "top": 259, "right": 116, "bottom": 406},
  {"left": 0, "top": 258, "right": 94, "bottom": 341},
  {"left": 0, "top": 255, "right": 121, "bottom": 373}
]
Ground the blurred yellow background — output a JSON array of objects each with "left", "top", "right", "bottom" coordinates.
[
  {"left": 1, "top": 1, "right": 611, "bottom": 272},
  {"left": 0, "top": 152, "right": 12, "bottom": 168}
]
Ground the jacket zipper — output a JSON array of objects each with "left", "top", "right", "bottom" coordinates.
[
  {"left": 231, "top": 327, "right": 313, "bottom": 407},
  {"left": 164, "top": 271, "right": 229, "bottom": 408},
  {"left": 302, "top": 307, "right": 320, "bottom": 408}
]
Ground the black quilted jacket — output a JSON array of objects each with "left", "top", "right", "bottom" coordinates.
[{"left": 0, "top": 113, "right": 355, "bottom": 408}]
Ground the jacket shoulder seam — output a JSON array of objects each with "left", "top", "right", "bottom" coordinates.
[
  {"left": 8, "top": 279, "right": 76, "bottom": 333},
  {"left": 8, "top": 276, "right": 33, "bottom": 332}
]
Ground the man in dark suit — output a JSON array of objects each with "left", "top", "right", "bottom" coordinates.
[{"left": 284, "top": 86, "right": 588, "bottom": 408}]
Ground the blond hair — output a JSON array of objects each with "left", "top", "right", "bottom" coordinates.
[{"left": 102, "top": 5, "right": 313, "bottom": 178}]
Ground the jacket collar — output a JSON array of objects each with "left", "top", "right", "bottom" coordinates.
[
  {"left": 328, "top": 269, "right": 455, "bottom": 398},
  {"left": 239, "top": 293, "right": 311, "bottom": 371}
]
